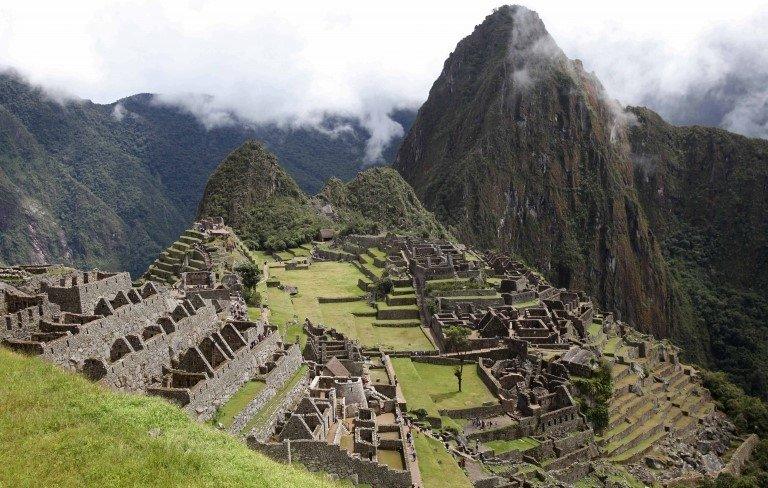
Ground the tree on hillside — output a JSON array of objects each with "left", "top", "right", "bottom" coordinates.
[
  {"left": 235, "top": 262, "right": 262, "bottom": 289},
  {"left": 445, "top": 325, "right": 471, "bottom": 392}
]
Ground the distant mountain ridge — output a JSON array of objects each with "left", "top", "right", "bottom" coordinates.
[{"left": 0, "top": 71, "right": 415, "bottom": 274}]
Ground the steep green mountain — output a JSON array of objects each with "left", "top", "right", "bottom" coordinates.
[
  {"left": 0, "top": 71, "right": 414, "bottom": 274},
  {"left": 395, "top": 5, "right": 768, "bottom": 398},
  {"left": 396, "top": 5, "right": 677, "bottom": 338},
  {"left": 628, "top": 108, "right": 768, "bottom": 395},
  {"left": 197, "top": 142, "right": 449, "bottom": 251},
  {"left": 197, "top": 141, "right": 326, "bottom": 251},
  {"left": 317, "top": 167, "right": 450, "bottom": 238}
]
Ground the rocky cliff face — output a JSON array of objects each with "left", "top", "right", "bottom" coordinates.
[
  {"left": 396, "top": 5, "right": 676, "bottom": 337},
  {"left": 628, "top": 108, "right": 768, "bottom": 392}
]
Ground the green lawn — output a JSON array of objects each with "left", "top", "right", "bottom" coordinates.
[
  {"left": 392, "top": 359, "right": 496, "bottom": 415},
  {"left": 242, "top": 365, "right": 309, "bottom": 435},
  {"left": 414, "top": 432, "right": 472, "bottom": 488},
  {"left": 318, "top": 302, "right": 433, "bottom": 351},
  {"left": 212, "top": 380, "right": 266, "bottom": 429},
  {"left": 272, "top": 261, "right": 364, "bottom": 298},
  {"left": 0, "top": 349, "right": 335, "bottom": 487},
  {"left": 485, "top": 437, "right": 539, "bottom": 454},
  {"left": 251, "top": 261, "right": 432, "bottom": 351}
]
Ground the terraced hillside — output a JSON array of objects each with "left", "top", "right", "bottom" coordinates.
[
  {"left": 587, "top": 323, "right": 717, "bottom": 464},
  {"left": 143, "top": 225, "right": 254, "bottom": 286}
]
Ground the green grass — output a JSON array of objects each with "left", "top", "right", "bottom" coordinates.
[
  {"left": 289, "top": 246, "right": 311, "bottom": 257},
  {"left": 253, "top": 261, "right": 432, "bottom": 351},
  {"left": 587, "top": 321, "right": 602, "bottom": 338},
  {"left": 604, "top": 337, "right": 622, "bottom": 355},
  {"left": 212, "top": 380, "right": 266, "bottom": 429},
  {"left": 242, "top": 365, "right": 309, "bottom": 435},
  {"left": 318, "top": 302, "right": 433, "bottom": 351},
  {"left": 0, "top": 348, "right": 334, "bottom": 487},
  {"left": 414, "top": 432, "right": 472, "bottom": 488},
  {"left": 392, "top": 359, "right": 496, "bottom": 415},
  {"left": 485, "top": 437, "right": 539, "bottom": 454},
  {"left": 368, "top": 247, "right": 386, "bottom": 260},
  {"left": 251, "top": 250, "right": 276, "bottom": 264}
]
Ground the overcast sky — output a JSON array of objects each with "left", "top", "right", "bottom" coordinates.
[{"left": 2, "top": 0, "right": 767, "bottom": 147}]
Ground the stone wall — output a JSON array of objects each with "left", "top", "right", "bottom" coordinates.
[
  {"left": 185, "top": 330, "right": 280, "bottom": 421},
  {"left": 439, "top": 403, "right": 506, "bottom": 419},
  {"left": 248, "top": 439, "right": 412, "bottom": 488},
  {"left": 722, "top": 434, "right": 759, "bottom": 477},
  {"left": 313, "top": 248, "right": 357, "bottom": 262},
  {"left": 246, "top": 369, "right": 310, "bottom": 441},
  {"left": 41, "top": 271, "right": 132, "bottom": 314},
  {"left": 227, "top": 344, "right": 303, "bottom": 434}
]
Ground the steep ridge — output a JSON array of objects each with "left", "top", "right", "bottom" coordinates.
[
  {"left": 395, "top": 6, "right": 676, "bottom": 338},
  {"left": 628, "top": 108, "right": 768, "bottom": 394},
  {"left": 316, "top": 167, "right": 451, "bottom": 239},
  {"left": 197, "top": 140, "right": 325, "bottom": 251}
]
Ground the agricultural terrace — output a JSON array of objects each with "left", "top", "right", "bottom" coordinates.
[
  {"left": 414, "top": 432, "right": 472, "bottom": 488},
  {"left": 392, "top": 358, "right": 496, "bottom": 428},
  {"left": 250, "top": 259, "right": 433, "bottom": 351}
]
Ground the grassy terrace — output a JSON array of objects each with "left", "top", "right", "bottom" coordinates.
[
  {"left": 392, "top": 359, "right": 496, "bottom": 429},
  {"left": 211, "top": 380, "right": 266, "bottom": 429},
  {"left": 242, "top": 365, "right": 309, "bottom": 435},
  {"left": 485, "top": 437, "right": 540, "bottom": 454},
  {"left": 414, "top": 432, "right": 472, "bottom": 488},
  {"left": 320, "top": 302, "right": 433, "bottom": 351},
  {"left": 251, "top": 259, "right": 433, "bottom": 351},
  {"left": 0, "top": 349, "right": 334, "bottom": 487}
]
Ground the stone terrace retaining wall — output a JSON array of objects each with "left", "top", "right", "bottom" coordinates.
[
  {"left": 249, "top": 439, "right": 412, "bottom": 488},
  {"left": 246, "top": 370, "right": 309, "bottom": 441},
  {"left": 313, "top": 248, "right": 357, "bottom": 263},
  {"left": 439, "top": 403, "right": 506, "bottom": 419},
  {"left": 186, "top": 330, "right": 281, "bottom": 421},
  {"left": 229, "top": 344, "right": 303, "bottom": 434}
]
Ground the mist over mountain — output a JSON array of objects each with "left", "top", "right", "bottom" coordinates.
[{"left": 0, "top": 71, "right": 414, "bottom": 274}]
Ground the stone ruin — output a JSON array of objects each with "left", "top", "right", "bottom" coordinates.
[
  {"left": 0, "top": 267, "right": 287, "bottom": 421},
  {"left": 249, "top": 322, "right": 417, "bottom": 488}
]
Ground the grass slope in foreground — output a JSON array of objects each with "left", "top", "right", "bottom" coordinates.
[{"left": 0, "top": 348, "right": 336, "bottom": 488}]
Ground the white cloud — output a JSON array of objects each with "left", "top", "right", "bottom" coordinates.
[{"left": 0, "top": 0, "right": 766, "bottom": 149}]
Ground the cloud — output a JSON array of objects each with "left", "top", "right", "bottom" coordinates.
[
  {"left": 0, "top": 0, "right": 766, "bottom": 155},
  {"left": 111, "top": 102, "right": 128, "bottom": 121}
]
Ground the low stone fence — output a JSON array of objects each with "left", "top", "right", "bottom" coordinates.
[
  {"left": 412, "top": 356, "right": 472, "bottom": 366},
  {"left": 503, "top": 290, "right": 537, "bottom": 305},
  {"left": 317, "top": 295, "right": 365, "bottom": 303},
  {"left": 439, "top": 403, "right": 506, "bottom": 419},
  {"left": 722, "top": 434, "right": 759, "bottom": 477},
  {"left": 372, "top": 321, "right": 420, "bottom": 328},
  {"left": 430, "top": 288, "right": 498, "bottom": 298},
  {"left": 248, "top": 439, "right": 412, "bottom": 488},
  {"left": 313, "top": 248, "right": 357, "bottom": 262}
]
